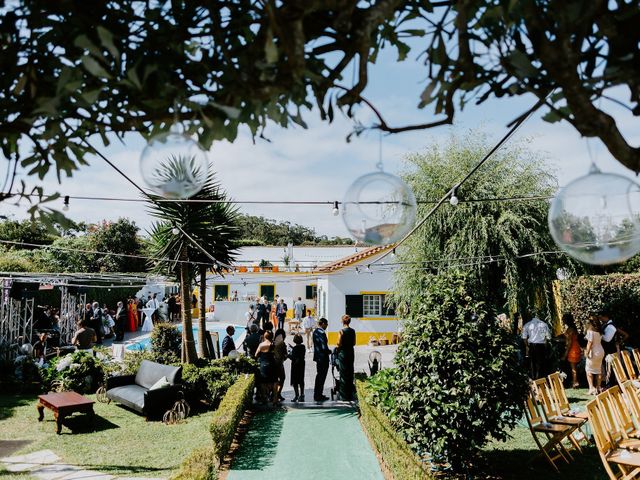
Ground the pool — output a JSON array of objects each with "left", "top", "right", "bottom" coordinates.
[{"left": 126, "top": 323, "right": 245, "bottom": 353}]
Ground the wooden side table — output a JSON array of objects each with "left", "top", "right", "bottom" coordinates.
[{"left": 37, "top": 392, "right": 95, "bottom": 434}]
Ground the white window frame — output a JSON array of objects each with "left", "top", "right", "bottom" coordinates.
[{"left": 363, "top": 294, "right": 382, "bottom": 317}]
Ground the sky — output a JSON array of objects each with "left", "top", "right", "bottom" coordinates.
[{"left": 3, "top": 44, "right": 639, "bottom": 239}]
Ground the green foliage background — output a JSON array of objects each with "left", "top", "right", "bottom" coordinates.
[{"left": 559, "top": 273, "right": 640, "bottom": 341}]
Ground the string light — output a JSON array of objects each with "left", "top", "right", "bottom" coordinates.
[
  {"left": 332, "top": 201, "right": 339, "bottom": 216},
  {"left": 63, "top": 195, "right": 70, "bottom": 211},
  {"left": 449, "top": 187, "right": 459, "bottom": 207},
  {"left": 171, "top": 227, "right": 180, "bottom": 235}
]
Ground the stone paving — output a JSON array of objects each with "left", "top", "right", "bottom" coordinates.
[{"left": 0, "top": 449, "right": 164, "bottom": 480}]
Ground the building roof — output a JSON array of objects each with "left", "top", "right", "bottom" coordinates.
[{"left": 313, "top": 244, "right": 396, "bottom": 273}]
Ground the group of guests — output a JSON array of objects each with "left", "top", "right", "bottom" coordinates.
[
  {"left": 221, "top": 311, "right": 356, "bottom": 406},
  {"left": 522, "top": 310, "right": 629, "bottom": 394},
  {"left": 244, "top": 295, "right": 309, "bottom": 332}
]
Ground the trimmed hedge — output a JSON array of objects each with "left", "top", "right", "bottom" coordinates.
[
  {"left": 209, "top": 373, "right": 255, "bottom": 460},
  {"left": 171, "top": 373, "right": 255, "bottom": 480},
  {"left": 355, "top": 378, "right": 431, "bottom": 480},
  {"left": 558, "top": 273, "right": 640, "bottom": 333}
]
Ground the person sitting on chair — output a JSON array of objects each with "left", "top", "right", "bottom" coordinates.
[{"left": 71, "top": 319, "right": 96, "bottom": 352}]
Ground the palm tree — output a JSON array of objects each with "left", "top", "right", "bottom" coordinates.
[{"left": 147, "top": 157, "right": 240, "bottom": 363}]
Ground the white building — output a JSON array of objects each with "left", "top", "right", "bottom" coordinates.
[{"left": 206, "top": 245, "right": 400, "bottom": 345}]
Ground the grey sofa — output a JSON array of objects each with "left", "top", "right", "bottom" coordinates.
[{"left": 106, "top": 360, "right": 182, "bottom": 418}]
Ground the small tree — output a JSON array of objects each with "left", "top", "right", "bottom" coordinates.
[
  {"left": 148, "top": 160, "right": 240, "bottom": 363},
  {"left": 391, "top": 272, "right": 528, "bottom": 472}
]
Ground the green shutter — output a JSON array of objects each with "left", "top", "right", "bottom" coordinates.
[{"left": 345, "top": 295, "right": 363, "bottom": 317}]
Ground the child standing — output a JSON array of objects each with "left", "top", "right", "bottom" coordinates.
[{"left": 289, "top": 334, "right": 306, "bottom": 402}]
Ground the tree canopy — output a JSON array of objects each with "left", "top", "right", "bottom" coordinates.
[
  {"left": 0, "top": 0, "right": 638, "bottom": 218},
  {"left": 236, "top": 215, "right": 353, "bottom": 246},
  {"left": 394, "top": 132, "right": 571, "bottom": 315}
]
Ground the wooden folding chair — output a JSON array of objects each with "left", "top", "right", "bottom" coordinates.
[
  {"left": 632, "top": 350, "right": 640, "bottom": 377},
  {"left": 622, "top": 381, "right": 640, "bottom": 421},
  {"left": 524, "top": 391, "right": 573, "bottom": 472},
  {"left": 533, "top": 378, "right": 587, "bottom": 451},
  {"left": 548, "top": 372, "right": 589, "bottom": 420},
  {"left": 611, "top": 353, "right": 630, "bottom": 386},
  {"left": 587, "top": 399, "right": 640, "bottom": 479},
  {"left": 622, "top": 351, "right": 639, "bottom": 381},
  {"left": 609, "top": 387, "right": 640, "bottom": 439},
  {"left": 596, "top": 388, "right": 640, "bottom": 455}
]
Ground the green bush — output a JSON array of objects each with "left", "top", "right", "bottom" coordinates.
[
  {"left": 366, "top": 368, "right": 397, "bottom": 414},
  {"left": 356, "top": 378, "right": 431, "bottom": 480},
  {"left": 390, "top": 271, "right": 528, "bottom": 472},
  {"left": 212, "top": 355, "right": 258, "bottom": 376},
  {"left": 209, "top": 374, "right": 254, "bottom": 461},
  {"left": 170, "top": 445, "right": 218, "bottom": 480},
  {"left": 151, "top": 323, "right": 181, "bottom": 364},
  {"left": 42, "top": 351, "right": 105, "bottom": 394},
  {"left": 182, "top": 363, "right": 235, "bottom": 407},
  {"left": 559, "top": 273, "right": 640, "bottom": 333}
]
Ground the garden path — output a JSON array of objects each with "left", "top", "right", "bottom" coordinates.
[
  {"left": 226, "top": 407, "right": 383, "bottom": 480},
  {"left": 0, "top": 449, "right": 165, "bottom": 480}
]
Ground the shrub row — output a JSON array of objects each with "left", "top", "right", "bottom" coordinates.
[
  {"left": 355, "top": 378, "right": 431, "bottom": 480},
  {"left": 558, "top": 273, "right": 640, "bottom": 333},
  {"left": 171, "top": 373, "right": 255, "bottom": 480}
]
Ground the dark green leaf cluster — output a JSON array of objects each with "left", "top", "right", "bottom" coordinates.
[
  {"left": 149, "top": 322, "right": 181, "bottom": 364},
  {"left": 42, "top": 351, "right": 106, "bottom": 394},
  {"left": 387, "top": 271, "right": 528, "bottom": 472}
]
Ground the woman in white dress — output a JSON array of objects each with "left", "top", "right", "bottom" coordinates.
[{"left": 585, "top": 317, "right": 605, "bottom": 395}]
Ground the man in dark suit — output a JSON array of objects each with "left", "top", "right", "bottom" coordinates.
[
  {"left": 275, "top": 298, "right": 288, "bottom": 331},
  {"left": 221, "top": 325, "right": 236, "bottom": 357},
  {"left": 313, "top": 318, "right": 331, "bottom": 402}
]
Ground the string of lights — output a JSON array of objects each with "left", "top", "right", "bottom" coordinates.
[{"left": 0, "top": 192, "right": 554, "bottom": 206}]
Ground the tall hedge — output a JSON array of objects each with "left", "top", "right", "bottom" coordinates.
[
  {"left": 559, "top": 273, "right": 640, "bottom": 335},
  {"left": 391, "top": 271, "right": 528, "bottom": 472}
]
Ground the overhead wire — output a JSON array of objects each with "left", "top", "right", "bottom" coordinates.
[{"left": 371, "top": 95, "right": 551, "bottom": 267}]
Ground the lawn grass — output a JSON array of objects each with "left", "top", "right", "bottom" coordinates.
[
  {"left": 483, "top": 388, "right": 605, "bottom": 480},
  {"left": 0, "top": 393, "right": 214, "bottom": 478}
]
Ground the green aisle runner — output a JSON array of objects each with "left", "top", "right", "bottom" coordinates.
[{"left": 227, "top": 408, "right": 384, "bottom": 480}]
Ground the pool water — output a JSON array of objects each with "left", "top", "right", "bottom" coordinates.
[{"left": 126, "top": 324, "right": 245, "bottom": 353}]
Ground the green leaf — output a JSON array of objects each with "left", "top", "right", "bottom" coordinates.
[
  {"left": 507, "top": 49, "right": 537, "bottom": 77},
  {"left": 264, "top": 29, "right": 279, "bottom": 64},
  {"left": 96, "top": 26, "right": 119, "bottom": 60},
  {"left": 81, "top": 55, "right": 112, "bottom": 79},
  {"left": 209, "top": 102, "right": 241, "bottom": 119}
]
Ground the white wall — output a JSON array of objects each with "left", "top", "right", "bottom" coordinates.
[
  {"left": 323, "top": 261, "right": 398, "bottom": 339},
  {"left": 205, "top": 272, "right": 317, "bottom": 312}
]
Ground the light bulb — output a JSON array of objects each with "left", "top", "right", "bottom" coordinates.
[
  {"left": 172, "top": 227, "right": 180, "bottom": 235},
  {"left": 449, "top": 194, "right": 459, "bottom": 206},
  {"left": 62, "top": 204, "right": 69, "bottom": 212},
  {"left": 63, "top": 195, "right": 70, "bottom": 211},
  {"left": 332, "top": 201, "right": 339, "bottom": 216}
]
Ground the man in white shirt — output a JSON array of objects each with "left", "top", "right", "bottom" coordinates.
[
  {"left": 302, "top": 312, "right": 316, "bottom": 350},
  {"left": 522, "top": 315, "right": 550, "bottom": 379},
  {"left": 146, "top": 293, "right": 159, "bottom": 324}
]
